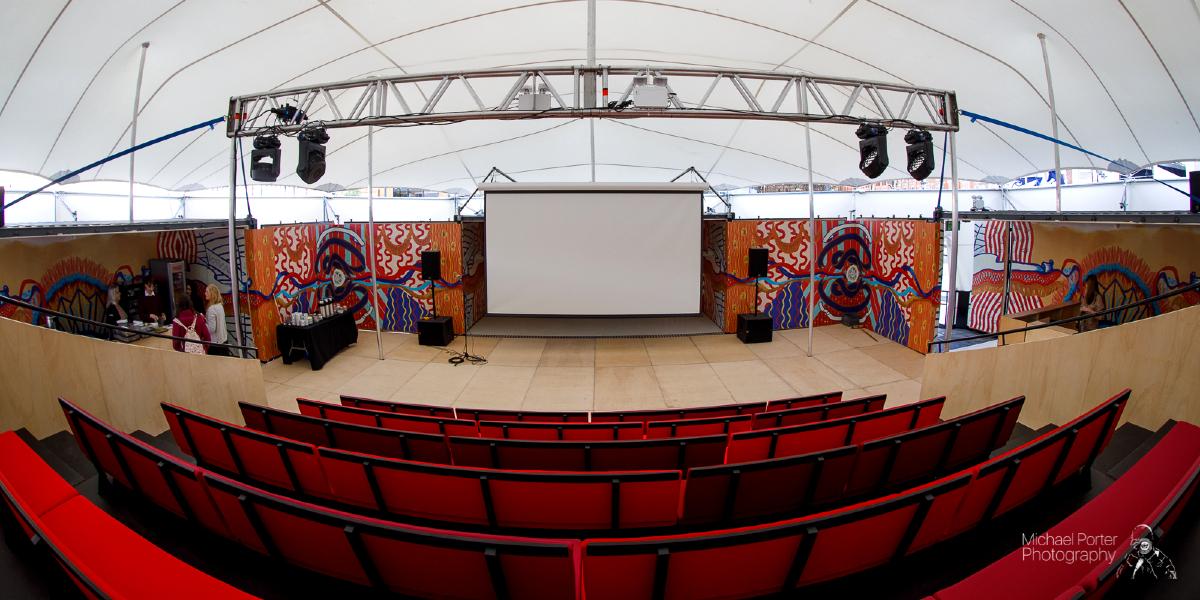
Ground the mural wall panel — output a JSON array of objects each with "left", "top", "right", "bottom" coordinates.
[
  {"left": 718, "top": 218, "right": 940, "bottom": 353},
  {"left": 968, "top": 222, "right": 1200, "bottom": 333}
]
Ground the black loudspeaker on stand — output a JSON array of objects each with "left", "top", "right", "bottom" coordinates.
[
  {"left": 738, "top": 248, "right": 773, "bottom": 344},
  {"left": 418, "top": 251, "right": 455, "bottom": 346}
]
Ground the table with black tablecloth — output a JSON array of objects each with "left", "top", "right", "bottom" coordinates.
[{"left": 275, "top": 311, "right": 358, "bottom": 370}]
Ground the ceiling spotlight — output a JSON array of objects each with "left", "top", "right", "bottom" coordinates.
[
  {"left": 296, "top": 127, "right": 330, "bottom": 185},
  {"left": 855, "top": 123, "right": 889, "bottom": 179},
  {"left": 903, "top": 129, "right": 935, "bottom": 181},
  {"left": 250, "top": 135, "right": 281, "bottom": 182}
]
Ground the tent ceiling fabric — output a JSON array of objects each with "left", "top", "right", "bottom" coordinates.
[{"left": 1, "top": 0, "right": 1197, "bottom": 192}]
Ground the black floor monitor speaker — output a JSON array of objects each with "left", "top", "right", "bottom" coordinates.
[
  {"left": 418, "top": 316, "right": 454, "bottom": 346},
  {"left": 1190, "top": 171, "right": 1199, "bottom": 214},
  {"left": 422, "top": 251, "right": 442, "bottom": 281},
  {"left": 748, "top": 248, "right": 769, "bottom": 278},
  {"left": 737, "top": 313, "right": 772, "bottom": 344}
]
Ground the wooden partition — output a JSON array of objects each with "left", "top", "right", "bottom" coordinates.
[
  {"left": 0, "top": 316, "right": 266, "bottom": 439},
  {"left": 922, "top": 304, "right": 1200, "bottom": 431}
]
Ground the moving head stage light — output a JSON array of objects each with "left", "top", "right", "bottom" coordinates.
[
  {"left": 296, "top": 127, "right": 330, "bottom": 184},
  {"left": 249, "top": 135, "right": 281, "bottom": 182},
  {"left": 855, "top": 123, "right": 889, "bottom": 179},
  {"left": 904, "top": 129, "right": 935, "bottom": 181}
]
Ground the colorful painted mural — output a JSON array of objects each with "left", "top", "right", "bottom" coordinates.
[
  {"left": 969, "top": 222, "right": 1200, "bottom": 333},
  {"left": 700, "top": 219, "right": 727, "bottom": 328},
  {"left": 713, "top": 218, "right": 941, "bottom": 353},
  {"left": 244, "top": 222, "right": 467, "bottom": 360},
  {"left": 461, "top": 220, "right": 486, "bottom": 330},
  {"left": 0, "top": 229, "right": 249, "bottom": 342}
]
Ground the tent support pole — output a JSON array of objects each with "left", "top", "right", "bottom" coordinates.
[
  {"left": 805, "top": 122, "right": 816, "bottom": 357},
  {"left": 1038, "top": 33, "right": 1063, "bottom": 213},
  {"left": 587, "top": 0, "right": 597, "bottom": 182},
  {"left": 368, "top": 126, "right": 384, "bottom": 360},
  {"left": 943, "top": 131, "right": 962, "bottom": 353},
  {"left": 129, "top": 42, "right": 149, "bottom": 223},
  {"left": 226, "top": 137, "right": 244, "bottom": 357}
]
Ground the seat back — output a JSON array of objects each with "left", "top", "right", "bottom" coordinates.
[
  {"left": 948, "top": 391, "right": 1129, "bottom": 537},
  {"left": 459, "top": 408, "right": 592, "bottom": 423},
  {"left": 848, "top": 396, "right": 1025, "bottom": 497},
  {"left": 300, "top": 398, "right": 478, "bottom": 436},
  {"left": 727, "top": 397, "right": 946, "bottom": 463},
  {"left": 478, "top": 420, "right": 645, "bottom": 441},
  {"left": 681, "top": 445, "right": 859, "bottom": 527},
  {"left": 162, "top": 403, "right": 332, "bottom": 501},
  {"left": 751, "top": 394, "right": 885, "bottom": 430},
  {"left": 340, "top": 395, "right": 456, "bottom": 418},
  {"left": 645, "top": 415, "right": 752, "bottom": 439},
  {"left": 449, "top": 434, "right": 729, "bottom": 471},
  {"left": 582, "top": 473, "right": 973, "bottom": 600},
  {"left": 589, "top": 401, "right": 768, "bottom": 424},
  {"left": 241, "top": 402, "right": 451, "bottom": 464},
  {"left": 759, "top": 391, "right": 843, "bottom": 413},
  {"left": 60, "top": 399, "right": 228, "bottom": 537},
  {"left": 201, "top": 472, "right": 580, "bottom": 600}
]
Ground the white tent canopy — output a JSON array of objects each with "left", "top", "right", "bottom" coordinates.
[{"left": 2, "top": 0, "right": 1198, "bottom": 193}]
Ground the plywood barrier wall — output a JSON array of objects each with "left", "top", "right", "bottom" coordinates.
[
  {"left": 922, "top": 304, "right": 1200, "bottom": 431},
  {"left": 0, "top": 316, "right": 267, "bottom": 439}
]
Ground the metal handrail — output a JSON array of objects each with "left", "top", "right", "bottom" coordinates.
[
  {"left": 928, "top": 280, "right": 1200, "bottom": 352},
  {"left": 0, "top": 293, "right": 257, "bottom": 356}
]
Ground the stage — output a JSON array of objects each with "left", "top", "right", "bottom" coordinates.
[{"left": 467, "top": 315, "right": 723, "bottom": 338}]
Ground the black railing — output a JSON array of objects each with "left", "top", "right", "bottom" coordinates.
[
  {"left": 928, "top": 280, "right": 1200, "bottom": 352},
  {"left": 0, "top": 293, "right": 257, "bottom": 357}
]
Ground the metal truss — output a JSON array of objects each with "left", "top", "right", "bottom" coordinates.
[
  {"left": 227, "top": 65, "right": 958, "bottom": 137},
  {"left": 955, "top": 210, "right": 1200, "bottom": 224}
]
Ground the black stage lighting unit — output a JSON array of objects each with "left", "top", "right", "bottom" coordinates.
[
  {"left": 249, "top": 135, "right": 281, "bottom": 182},
  {"left": 855, "top": 123, "right": 889, "bottom": 179},
  {"left": 904, "top": 129, "right": 935, "bottom": 181},
  {"left": 296, "top": 127, "right": 330, "bottom": 184}
]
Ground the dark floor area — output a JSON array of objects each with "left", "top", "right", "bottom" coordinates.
[
  {"left": 933, "top": 324, "right": 995, "bottom": 351},
  {"left": 2, "top": 421, "right": 1196, "bottom": 599}
]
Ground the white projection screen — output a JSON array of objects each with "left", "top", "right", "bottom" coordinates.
[{"left": 483, "top": 183, "right": 705, "bottom": 316}]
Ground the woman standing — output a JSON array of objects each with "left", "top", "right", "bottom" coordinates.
[
  {"left": 171, "top": 295, "right": 211, "bottom": 354},
  {"left": 203, "top": 284, "right": 230, "bottom": 356}
]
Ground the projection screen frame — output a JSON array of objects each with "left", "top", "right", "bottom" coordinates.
[{"left": 480, "top": 182, "right": 708, "bottom": 317}]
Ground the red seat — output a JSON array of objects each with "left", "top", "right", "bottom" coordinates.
[
  {"left": 948, "top": 391, "right": 1130, "bottom": 539},
  {"left": 582, "top": 473, "right": 974, "bottom": 600},
  {"left": 300, "top": 398, "right": 479, "bottom": 436},
  {"left": 162, "top": 403, "right": 333, "bottom": 502},
  {"left": 760, "top": 391, "right": 843, "bottom": 413},
  {"left": 936, "top": 420, "right": 1200, "bottom": 600},
  {"left": 0, "top": 430, "right": 255, "bottom": 600},
  {"left": 461, "top": 408, "right": 592, "bottom": 423},
  {"left": 645, "top": 415, "right": 752, "bottom": 439},
  {"left": 681, "top": 445, "right": 859, "bottom": 526},
  {"left": 478, "top": 420, "right": 644, "bottom": 441},
  {"left": 449, "top": 434, "right": 728, "bottom": 471},
  {"left": 201, "top": 471, "right": 580, "bottom": 600},
  {"left": 727, "top": 397, "right": 946, "bottom": 463},
  {"left": 241, "top": 402, "right": 451, "bottom": 464},
  {"left": 341, "top": 395, "right": 456, "bottom": 418},
  {"left": 751, "top": 394, "right": 885, "bottom": 430}
]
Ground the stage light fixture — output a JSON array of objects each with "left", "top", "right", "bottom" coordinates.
[
  {"left": 903, "top": 129, "right": 935, "bottom": 181},
  {"left": 249, "top": 135, "right": 281, "bottom": 182},
  {"left": 855, "top": 123, "right": 889, "bottom": 179},
  {"left": 296, "top": 127, "right": 330, "bottom": 184}
]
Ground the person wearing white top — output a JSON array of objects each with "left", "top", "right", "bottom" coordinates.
[{"left": 204, "top": 284, "right": 231, "bottom": 356}]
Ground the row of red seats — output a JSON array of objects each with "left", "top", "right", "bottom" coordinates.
[
  {"left": 933, "top": 419, "right": 1200, "bottom": 600},
  {"left": 237, "top": 397, "right": 945, "bottom": 472},
  {"left": 164, "top": 397, "right": 1019, "bottom": 532},
  {"left": 298, "top": 394, "right": 886, "bottom": 441},
  {"left": 0, "top": 431, "right": 255, "bottom": 599},
  {"left": 60, "top": 391, "right": 1137, "bottom": 599},
  {"left": 341, "top": 392, "right": 842, "bottom": 424}
]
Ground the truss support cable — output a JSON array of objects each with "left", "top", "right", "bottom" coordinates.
[{"left": 6, "top": 116, "right": 225, "bottom": 209}]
